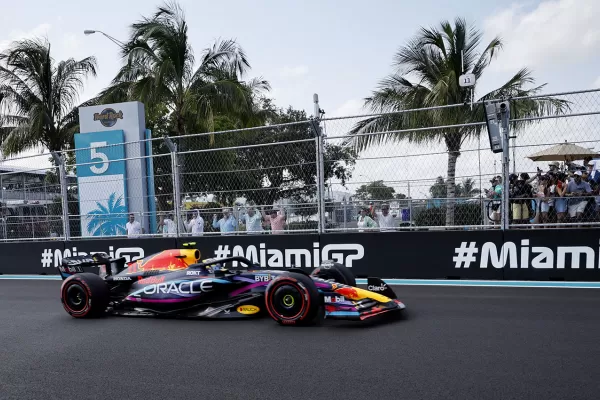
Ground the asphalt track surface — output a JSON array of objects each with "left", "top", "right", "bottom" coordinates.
[{"left": 1, "top": 281, "right": 600, "bottom": 400}]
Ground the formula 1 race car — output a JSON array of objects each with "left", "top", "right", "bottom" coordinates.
[{"left": 56, "top": 243, "right": 405, "bottom": 326}]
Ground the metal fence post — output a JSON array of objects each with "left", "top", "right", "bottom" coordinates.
[
  {"left": 499, "top": 101, "right": 511, "bottom": 231},
  {"left": 313, "top": 94, "right": 326, "bottom": 234},
  {"left": 164, "top": 137, "right": 182, "bottom": 237},
  {"left": 51, "top": 151, "right": 70, "bottom": 240}
]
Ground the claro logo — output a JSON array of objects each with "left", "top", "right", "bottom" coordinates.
[
  {"left": 213, "top": 243, "right": 364, "bottom": 268},
  {"left": 368, "top": 284, "right": 387, "bottom": 292},
  {"left": 453, "top": 240, "right": 600, "bottom": 269}
]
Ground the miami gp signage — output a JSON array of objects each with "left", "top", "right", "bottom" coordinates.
[{"left": 75, "top": 102, "right": 156, "bottom": 237}]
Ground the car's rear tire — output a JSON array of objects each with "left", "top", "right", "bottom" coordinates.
[
  {"left": 60, "top": 273, "right": 109, "bottom": 318},
  {"left": 265, "top": 272, "right": 321, "bottom": 326},
  {"left": 311, "top": 261, "right": 356, "bottom": 287}
]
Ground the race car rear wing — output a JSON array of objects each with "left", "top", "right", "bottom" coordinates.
[{"left": 58, "top": 252, "right": 127, "bottom": 280}]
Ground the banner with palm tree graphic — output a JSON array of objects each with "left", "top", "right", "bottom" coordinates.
[{"left": 74, "top": 130, "right": 128, "bottom": 237}]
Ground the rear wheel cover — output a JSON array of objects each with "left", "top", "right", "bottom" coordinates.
[
  {"left": 61, "top": 279, "right": 92, "bottom": 316},
  {"left": 59, "top": 273, "right": 109, "bottom": 318}
]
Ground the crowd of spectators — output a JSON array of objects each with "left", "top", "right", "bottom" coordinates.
[
  {"left": 126, "top": 202, "right": 289, "bottom": 237},
  {"left": 486, "top": 158, "right": 599, "bottom": 226}
]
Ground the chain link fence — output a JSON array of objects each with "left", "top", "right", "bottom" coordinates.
[{"left": 0, "top": 89, "right": 599, "bottom": 241}]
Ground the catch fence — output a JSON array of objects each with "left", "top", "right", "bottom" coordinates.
[{"left": 0, "top": 88, "right": 599, "bottom": 241}]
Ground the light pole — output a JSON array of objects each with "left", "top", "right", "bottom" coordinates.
[{"left": 83, "top": 30, "right": 126, "bottom": 48}]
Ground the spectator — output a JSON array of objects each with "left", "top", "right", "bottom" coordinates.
[
  {"left": 553, "top": 172, "right": 568, "bottom": 223},
  {"left": 263, "top": 208, "right": 286, "bottom": 234},
  {"left": 159, "top": 213, "right": 177, "bottom": 237},
  {"left": 510, "top": 173, "right": 533, "bottom": 225},
  {"left": 240, "top": 203, "right": 263, "bottom": 234},
  {"left": 375, "top": 203, "right": 396, "bottom": 231},
  {"left": 126, "top": 213, "right": 143, "bottom": 238},
  {"left": 213, "top": 208, "right": 237, "bottom": 235},
  {"left": 185, "top": 209, "right": 204, "bottom": 236},
  {"left": 536, "top": 175, "right": 553, "bottom": 226},
  {"left": 587, "top": 159, "right": 600, "bottom": 183},
  {"left": 357, "top": 207, "right": 377, "bottom": 232},
  {"left": 566, "top": 170, "right": 592, "bottom": 221},
  {"left": 485, "top": 176, "right": 503, "bottom": 223}
]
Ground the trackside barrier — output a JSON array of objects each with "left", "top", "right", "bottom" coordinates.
[{"left": 2, "top": 229, "right": 600, "bottom": 281}]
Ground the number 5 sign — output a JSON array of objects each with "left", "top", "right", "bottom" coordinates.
[
  {"left": 74, "top": 131, "right": 126, "bottom": 178},
  {"left": 90, "top": 141, "right": 110, "bottom": 174}
]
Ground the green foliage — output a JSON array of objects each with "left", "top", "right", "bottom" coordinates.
[
  {"left": 355, "top": 180, "right": 400, "bottom": 201},
  {"left": 414, "top": 203, "right": 482, "bottom": 226},
  {"left": 0, "top": 37, "right": 97, "bottom": 156},
  {"left": 346, "top": 17, "right": 570, "bottom": 226},
  {"left": 429, "top": 176, "right": 482, "bottom": 198},
  {"left": 181, "top": 105, "right": 357, "bottom": 207}
]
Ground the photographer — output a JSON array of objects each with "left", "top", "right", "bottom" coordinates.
[{"left": 484, "top": 176, "right": 502, "bottom": 224}]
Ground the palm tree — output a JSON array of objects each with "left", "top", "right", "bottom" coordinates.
[
  {"left": 456, "top": 177, "right": 481, "bottom": 198},
  {"left": 346, "top": 18, "right": 570, "bottom": 226},
  {"left": 86, "top": 193, "right": 128, "bottom": 236},
  {"left": 0, "top": 38, "right": 97, "bottom": 157},
  {"left": 98, "top": 1, "right": 262, "bottom": 140}
]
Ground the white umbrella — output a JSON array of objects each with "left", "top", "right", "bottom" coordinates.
[{"left": 526, "top": 141, "right": 599, "bottom": 162}]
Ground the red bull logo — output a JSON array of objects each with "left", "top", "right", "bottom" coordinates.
[
  {"left": 138, "top": 276, "right": 166, "bottom": 285},
  {"left": 336, "top": 287, "right": 360, "bottom": 300},
  {"left": 126, "top": 251, "right": 190, "bottom": 274}
]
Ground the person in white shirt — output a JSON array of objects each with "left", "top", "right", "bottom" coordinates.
[
  {"left": 240, "top": 203, "right": 263, "bottom": 234},
  {"left": 159, "top": 213, "right": 177, "bottom": 237},
  {"left": 126, "top": 213, "right": 143, "bottom": 238},
  {"left": 186, "top": 209, "right": 204, "bottom": 236},
  {"left": 375, "top": 204, "right": 396, "bottom": 231}
]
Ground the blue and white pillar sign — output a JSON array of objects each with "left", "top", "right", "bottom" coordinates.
[{"left": 76, "top": 102, "right": 154, "bottom": 237}]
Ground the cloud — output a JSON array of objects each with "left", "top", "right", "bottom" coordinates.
[
  {"left": 279, "top": 65, "right": 309, "bottom": 78},
  {"left": 62, "top": 33, "right": 82, "bottom": 52},
  {"left": 329, "top": 99, "right": 365, "bottom": 118},
  {"left": 483, "top": 0, "right": 600, "bottom": 72},
  {"left": 593, "top": 76, "right": 600, "bottom": 88},
  {"left": 0, "top": 23, "right": 52, "bottom": 51}
]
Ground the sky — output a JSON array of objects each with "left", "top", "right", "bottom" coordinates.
[{"left": 1, "top": 0, "right": 600, "bottom": 198}]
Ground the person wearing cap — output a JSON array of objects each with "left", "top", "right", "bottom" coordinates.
[
  {"left": 262, "top": 207, "right": 286, "bottom": 234},
  {"left": 484, "top": 176, "right": 503, "bottom": 224},
  {"left": 587, "top": 159, "right": 600, "bottom": 183},
  {"left": 357, "top": 207, "right": 377, "bottom": 232},
  {"left": 565, "top": 170, "right": 592, "bottom": 220},
  {"left": 212, "top": 208, "right": 237, "bottom": 235},
  {"left": 510, "top": 173, "right": 533, "bottom": 225}
]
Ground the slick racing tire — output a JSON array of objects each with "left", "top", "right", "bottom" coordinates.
[
  {"left": 265, "top": 272, "right": 321, "bottom": 326},
  {"left": 311, "top": 261, "right": 356, "bottom": 287},
  {"left": 60, "top": 273, "right": 110, "bottom": 318}
]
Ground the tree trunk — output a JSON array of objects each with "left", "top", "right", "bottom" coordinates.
[{"left": 445, "top": 149, "right": 460, "bottom": 227}]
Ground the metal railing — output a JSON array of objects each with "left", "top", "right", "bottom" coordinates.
[{"left": 1, "top": 88, "right": 599, "bottom": 241}]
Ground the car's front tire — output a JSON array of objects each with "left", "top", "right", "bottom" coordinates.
[
  {"left": 265, "top": 272, "right": 322, "bottom": 326},
  {"left": 60, "top": 273, "right": 109, "bottom": 318}
]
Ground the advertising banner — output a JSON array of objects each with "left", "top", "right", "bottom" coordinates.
[
  {"left": 501, "top": 229, "right": 600, "bottom": 281},
  {"left": 78, "top": 102, "right": 153, "bottom": 235},
  {"left": 6, "top": 230, "right": 600, "bottom": 280},
  {"left": 74, "top": 130, "right": 127, "bottom": 236}
]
